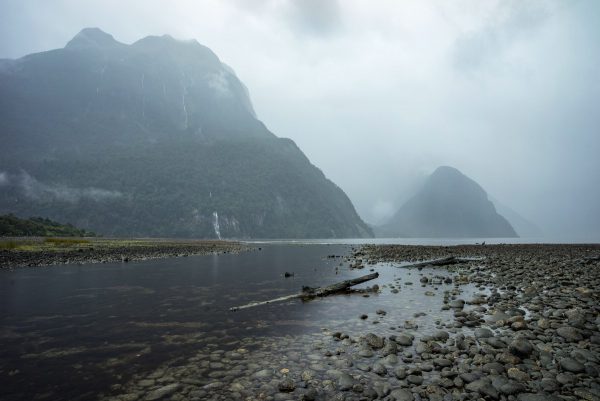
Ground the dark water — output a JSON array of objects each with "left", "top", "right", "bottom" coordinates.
[{"left": 0, "top": 244, "right": 481, "bottom": 400}]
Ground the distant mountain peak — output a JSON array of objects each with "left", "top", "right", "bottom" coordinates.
[
  {"left": 379, "top": 165, "right": 517, "bottom": 238},
  {"left": 432, "top": 165, "right": 462, "bottom": 176},
  {"left": 65, "top": 27, "right": 121, "bottom": 49}
]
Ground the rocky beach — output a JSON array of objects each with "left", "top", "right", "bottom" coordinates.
[
  {"left": 1, "top": 243, "right": 599, "bottom": 401},
  {"left": 97, "top": 244, "right": 600, "bottom": 401}
]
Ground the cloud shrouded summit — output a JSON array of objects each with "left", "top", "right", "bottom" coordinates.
[
  {"left": 0, "top": 29, "right": 372, "bottom": 239},
  {"left": 0, "top": 1, "right": 599, "bottom": 239}
]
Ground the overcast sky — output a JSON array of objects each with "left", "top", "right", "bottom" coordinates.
[{"left": 1, "top": 0, "right": 599, "bottom": 238}]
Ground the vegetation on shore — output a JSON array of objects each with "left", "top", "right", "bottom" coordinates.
[
  {"left": 0, "top": 214, "right": 96, "bottom": 237},
  {"left": 0, "top": 237, "right": 248, "bottom": 268}
]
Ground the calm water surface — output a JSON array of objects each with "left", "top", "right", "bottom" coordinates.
[{"left": 0, "top": 244, "right": 483, "bottom": 400}]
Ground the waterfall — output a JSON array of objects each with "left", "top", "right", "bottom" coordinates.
[{"left": 212, "top": 211, "right": 221, "bottom": 239}]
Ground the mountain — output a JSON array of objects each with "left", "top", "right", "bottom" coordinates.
[
  {"left": 491, "top": 198, "right": 543, "bottom": 238},
  {"left": 0, "top": 28, "right": 372, "bottom": 239},
  {"left": 379, "top": 166, "right": 517, "bottom": 238},
  {"left": 0, "top": 214, "right": 96, "bottom": 237}
]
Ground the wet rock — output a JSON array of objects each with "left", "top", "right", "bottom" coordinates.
[
  {"left": 254, "top": 369, "right": 273, "bottom": 378},
  {"left": 302, "top": 387, "right": 318, "bottom": 401},
  {"left": 381, "top": 340, "right": 398, "bottom": 356},
  {"left": 556, "top": 326, "right": 583, "bottom": 342},
  {"left": 466, "top": 379, "right": 499, "bottom": 400},
  {"left": 358, "top": 347, "right": 374, "bottom": 358},
  {"left": 145, "top": 384, "right": 180, "bottom": 401},
  {"left": 389, "top": 388, "right": 414, "bottom": 401},
  {"left": 395, "top": 334, "right": 413, "bottom": 346},
  {"left": 407, "top": 375, "right": 423, "bottom": 385},
  {"left": 474, "top": 328, "right": 494, "bottom": 339},
  {"left": 499, "top": 380, "right": 526, "bottom": 395},
  {"left": 278, "top": 378, "right": 296, "bottom": 392},
  {"left": 485, "top": 337, "right": 507, "bottom": 349},
  {"left": 394, "top": 367, "right": 407, "bottom": 379},
  {"left": 449, "top": 299, "right": 465, "bottom": 309},
  {"left": 301, "top": 370, "right": 315, "bottom": 382},
  {"left": 337, "top": 373, "right": 355, "bottom": 391},
  {"left": 433, "top": 358, "right": 452, "bottom": 368},
  {"left": 372, "top": 363, "right": 387, "bottom": 376},
  {"left": 560, "top": 357, "right": 585, "bottom": 373},
  {"left": 508, "top": 338, "right": 534, "bottom": 358},
  {"left": 432, "top": 330, "right": 450, "bottom": 341},
  {"left": 507, "top": 368, "right": 530, "bottom": 382},
  {"left": 517, "top": 394, "right": 562, "bottom": 401},
  {"left": 364, "top": 333, "right": 384, "bottom": 349},
  {"left": 539, "top": 378, "right": 559, "bottom": 393}
]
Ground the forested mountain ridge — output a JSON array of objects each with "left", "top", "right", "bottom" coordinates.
[{"left": 0, "top": 28, "right": 372, "bottom": 239}]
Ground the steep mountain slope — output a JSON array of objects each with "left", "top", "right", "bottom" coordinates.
[
  {"left": 379, "top": 166, "right": 517, "bottom": 238},
  {"left": 0, "top": 28, "right": 372, "bottom": 239},
  {"left": 490, "top": 198, "right": 543, "bottom": 238}
]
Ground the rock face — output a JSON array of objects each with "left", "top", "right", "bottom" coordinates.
[
  {"left": 379, "top": 166, "right": 517, "bottom": 238},
  {"left": 0, "top": 28, "right": 372, "bottom": 239}
]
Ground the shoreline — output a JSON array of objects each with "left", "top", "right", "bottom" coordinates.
[
  {"left": 1, "top": 243, "right": 599, "bottom": 400},
  {"left": 97, "top": 243, "right": 600, "bottom": 401},
  {"left": 0, "top": 237, "right": 251, "bottom": 269}
]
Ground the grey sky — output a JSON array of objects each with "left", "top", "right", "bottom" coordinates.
[{"left": 1, "top": 0, "right": 599, "bottom": 238}]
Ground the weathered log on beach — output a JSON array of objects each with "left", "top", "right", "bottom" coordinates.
[
  {"left": 400, "top": 256, "right": 485, "bottom": 269},
  {"left": 401, "top": 256, "right": 457, "bottom": 268},
  {"left": 229, "top": 272, "right": 379, "bottom": 312},
  {"left": 302, "top": 272, "right": 379, "bottom": 297}
]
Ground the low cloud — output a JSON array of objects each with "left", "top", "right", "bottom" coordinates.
[
  {"left": 287, "top": 0, "right": 342, "bottom": 37},
  {"left": 206, "top": 70, "right": 233, "bottom": 98},
  {"left": 0, "top": 171, "right": 9, "bottom": 186},
  {"left": 15, "top": 171, "right": 124, "bottom": 203}
]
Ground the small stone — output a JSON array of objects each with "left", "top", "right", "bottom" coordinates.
[
  {"left": 432, "top": 330, "right": 450, "bottom": 341},
  {"left": 302, "top": 387, "right": 317, "bottom": 401},
  {"left": 508, "top": 338, "right": 534, "bottom": 357},
  {"left": 337, "top": 373, "right": 355, "bottom": 391},
  {"left": 395, "top": 334, "right": 413, "bottom": 346},
  {"left": 559, "top": 357, "right": 585, "bottom": 373},
  {"left": 364, "top": 333, "right": 384, "bottom": 349},
  {"left": 145, "top": 384, "right": 180, "bottom": 401},
  {"left": 556, "top": 326, "right": 583, "bottom": 342},
  {"left": 433, "top": 358, "right": 452, "bottom": 368},
  {"left": 278, "top": 378, "right": 296, "bottom": 392},
  {"left": 394, "top": 367, "right": 407, "bottom": 379},
  {"left": 407, "top": 375, "right": 423, "bottom": 385},
  {"left": 389, "top": 388, "right": 414, "bottom": 401},
  {"left": 474, "top": 328, "right": 494, "bottom": 339},
  {"left": 507, "top": 368, "right": 529, "bottom": 382},
  {"left": 372, "top": 363, "right": 387, "bottom": 376},
  {"left": 449, "top": 299, "right": 465, "bottom": 309}
]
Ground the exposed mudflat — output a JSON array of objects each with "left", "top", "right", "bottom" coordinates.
[{"left": 0, "top": 237, "right": 249, "bottom": 268}]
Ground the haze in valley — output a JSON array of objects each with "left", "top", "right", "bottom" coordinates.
[{"left": 1, "top": 0, "right": 599, "bottom": 239}]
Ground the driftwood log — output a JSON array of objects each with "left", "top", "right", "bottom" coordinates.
[
  {"left": 229, "top": 272, "right": 379, "bottom": 312},
  {"left": 400, "top": 256, "right": 477, "bottom": 268}
]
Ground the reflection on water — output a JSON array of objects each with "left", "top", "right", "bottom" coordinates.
[{"left": 0, "top": 244, "right": 483, "bottom": 400}]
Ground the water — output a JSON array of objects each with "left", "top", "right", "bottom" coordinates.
[
  {"left": 244, "top": 236, "right": 599, "bottom": 245},
  {"left": 0, "top": 244, "right": 484, "bottom": 400}
]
